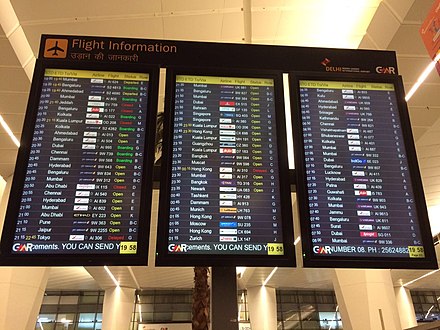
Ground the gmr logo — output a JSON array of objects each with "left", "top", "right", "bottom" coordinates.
[
  {"left": 313, "top": 246, "right": 332, "bottom": 254},
  {"left": 168, "top": 244, "right": 188, "bottom": 253},
  {"left": 12, "top": 243, "right": 33, "bottom": 252},
  {"left": 376, "top": 66, "right": 396, "bottom": 74}
]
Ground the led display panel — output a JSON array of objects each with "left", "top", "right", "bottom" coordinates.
[
  {"left": 0, "top": 61, "right": 158, "bottom": 266},
  {"left": 290, "top": 73, "right": 437, "bottom": 269},
  {"left": 156, "top": 69, "right": 295, "bottom": 266}
]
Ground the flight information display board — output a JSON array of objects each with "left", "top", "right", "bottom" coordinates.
[
  {"left": 0, "top": 61, "right": 158, "bottom": 266},
  {"left": 156, "top": 69, "right": 295, "bottom": 266},
  {"left": 291, "top": 73, "right": 437, "bottom": 269}
]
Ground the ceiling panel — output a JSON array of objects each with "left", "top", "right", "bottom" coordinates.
[
  {"left": 162, "top": 14, "right": 229, "bottom": 41},
  {"left": 398, "top": 56, "right": 438, "bottom": 84},
  {"left": 161, "top": 0, "right": 239, "bottom": 12},
  {"left": 46, "top": 267, "right": 100, "bottom": 290},
  {"left": 388, "top": 25, "right": 430, "bottom": 56},
  {"left": 0, "top": 92, "right": 29, "bottom": 114},
  {"left": 0, "top": 67, "right": 29, "bottom": 92},
  {"left": 219, "top": 12, "right": 245, "bottom": 41},
  {"left": 403, "top": 0, "right": 437, "bottom": 22},
  {"left": 408, "top": 106, "right": 440, "bottom": 128},
  {"left": 251, "top": 11, "right": 281, "bottom": 43},
  {"left": 11, "top": 0, "right": 163, "bottom": 22},
  {"left": 21, "top": 19, "right": 166, "bottom": 52}
]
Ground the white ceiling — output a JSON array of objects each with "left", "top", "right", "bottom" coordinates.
[{"left": 2, "top": 0, "right": 440, "bottom": 293}]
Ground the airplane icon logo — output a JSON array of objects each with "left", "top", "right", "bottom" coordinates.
[{"left": 44, "top": 39, "right": 68, "bottom": 58}]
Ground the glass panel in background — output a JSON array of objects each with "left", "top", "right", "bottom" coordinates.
[
  {"left": 140, "top": 312, "right": 154, "bottom": 322},
  {"left": 42, "top": 296, "right": 60, "bottom": 305},
  {"left": 40, "top": 305, "right": 58, "bottom": 313},
  {"left": 301, "top": 320, "right": 320, "bottom": 329},
  {"left": 79, "top": 313, "right": 96, "bottom": 322},
  {"left": 282, "top": 309, "right": 301, "bottom": 321},
  {"left": 77, "top": 323, "right": 95, "bottom": 330},
  {"left": 79, "top": 295, "right": 99, "bottom": 304},
  {"left": 282, "top": 320, "right": 302, "bottom": 329},
  {"left": 54, "top": 322, "right": 75, "bottom": 330},
  {"left": 57, "top": 313, "right": 75, "bottom": 323},
  {"left": 299, "top": 305, "right": 317, "bottom": 320},
  {"left": 60, "top": 296, "right": 79, "bottom": 305},
  {"left": 319, "top": 312, "right": 342, "bottom": 329},
  {"left": 78, "top": 305, "right": 99, "bottom": 313},
  {"left": 298, "top": 294, "right": 315, "bottom": 304},
  {"left": 58, "top": 305, "right": 78, "bottom": 313},
  {"left": 153, "top": 312, "right": 173, "bottom": 322},
  {"left": 35, "top": 323, "right": 56, "bottom": 330},
  {"left": 172, "top": 311, "right": 191, "bottom": 321},
  {"left": 315, "top": 294, "right": 335, "bottom": 304}
]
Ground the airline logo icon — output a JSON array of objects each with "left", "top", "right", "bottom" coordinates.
[
  {"left": 220, "top": 194, "right": 236, "bottom": 199},
  {"left": 219, "top": 118, "right": 232, "bottom": 123},
  {"left": 44, "top": 39, "right": 68, "bottom": 58},
  {"left": 74, "top": 198, "right": 90, "bottom": 204},
  {"left": 82, "top": 144, "right": 96, "bottom": 149},
  {"left": 69, "top": 235, "right": 85, "bottom": 241},
  {"left": 357, "top": 210, "right": 371, "bottom": 216},
  {"left": 73, "top": 205, "right": 89, "bottom": 211},
  {"left": 88, "top": 101, "right": 105, "bottom": 107},
  {"left": 220, "top": 236, "right": 237, "bottom": 242},
  {"left": 84, "top": 131, "right": 98, "bottom": 137},
  {"left": 352, "top": 171, "right": 365, "bottom": 176},
  {"left": 220, "top": 148, "right": 236, "bottom": 154},
  {"left": 219, "top": 124, "right": 236, "bottom": 129},
  {"left": 219, "top": 187, "right": 236, "bottom": 192},
  {"left": 220, "top": 229, "right": 238, "bottom": 235},
  {"left": 220, "top": 136, "right": 235, "bottom": 141},
  {"left": 85, "top": 120, "right": 103, "bottom": 125},
  {"left": 219, "top": 107, "right": 235, "bottom": 112},
  {"left": 355, "top": 190, "right": 372, "bottom": 196},
  {"left": 219, "top": 130, "right": 236, "bottom": 136},
  {"left": 87, "top": 107, "right": 104, "bottom": 113},
  {"left": 220, "top": 207, "right": 237, "bottom": 213},
  {"left": 360, "top": 232, "right": 378, "bottom": 237}
]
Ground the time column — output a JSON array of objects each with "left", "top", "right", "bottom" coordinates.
[
  {"left": 168, "top": 81, "right": 186, "bottom": 244},
  {"left": 298, "top": 85, "right": 321, "bottom": 243}
]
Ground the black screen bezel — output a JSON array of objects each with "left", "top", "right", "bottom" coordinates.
[
  {"left": 290, "top": 72, "right": 438, "bottom": 269},
  {"left": 0, "top": 59, "right": 159, "bottom": 266},
  {"left": 155, "top": 67, "right": 295, "bottom": 267}
]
